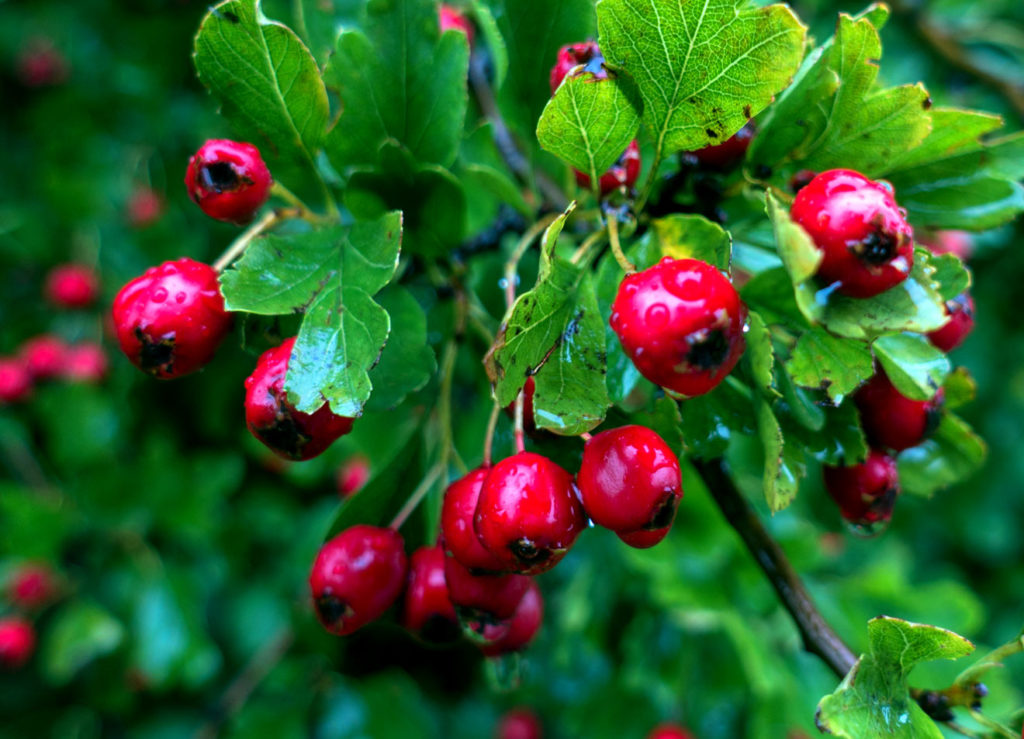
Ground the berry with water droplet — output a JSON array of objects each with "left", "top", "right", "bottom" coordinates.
[
  {"left": 610, "top": 257, "right": 747, "bottom": 397},
  {"left": 185, "top": 139, "right": 272, "bottom": 225},
  {"left": 442, "top": 467, "right": 507, "bottom": 573},
  {"left": 823, "top": 450, "right": 900, "bottom": 534},
  {"left": 927, "top": 293, "right": 975, "bottom": 353},
  {"left": 443, "top": 555, "right": 530, "bottom": 639},
  {"left": 479, "top": 579, "right": 543, "bottom": 657},
  {"left": 855, "top": 369, "right": 944, "bottom": 452}
]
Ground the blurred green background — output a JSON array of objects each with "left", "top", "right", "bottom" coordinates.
[{"left": 0, "top": 0, "right": 1022, "bottom": 737}]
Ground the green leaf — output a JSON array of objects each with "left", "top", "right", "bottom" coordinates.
[
  {"left": 596, "top": 0, "right": 806, "bottom": 157},
  {"left": 536, "top": 72, "right": 641, "bottom": 186},
  {"left": 679, "top": 379, "right": 756, "bottom": 459},
  {"left": 942, "top": 367, "right": 977, "bottom": 411},
  {"left": 194, "top": 0, "right": 329, "bottom": 185},
  {"left": 364, "top": 287, "right": 437, "bottom": 413},
  {"left": 816, "top": 616, "right": 974, "bottom": 738},
  {"left": 470, "top": 2, "right": 509, "bottom": 89},
  {"left": 766, "top": 192, "right": 822, "bottom": 284},
  {"left": 784, "top": 397, "right": 868, "bottom": 466},
  {"left": 749, "top": 7, "right": 931, "bottom": 181},
  {"left": 42, "top": 602, "right": 125, "bottom": 685},
  {"left": 927, "top": 252, "right": 971, "bottom": 302},
  {"left": 898, "top": 413, "right": 987, "bottom": 497},
  {"left": 648, "top": 214, "right": 732, "bottom": 272},
  {"left": 878, "top": 108, "right": 1003, "bottom": 174},
  {"left": 786, "top": 328, "right": 874, "bottom": 402},
  {"left": 756, "top": 395, "right": 804, "bottom": 513},
  {"left": 295, "top": 0, "right": 363, "bottom": 66},
  {"left": 745, "top": 311, "right": 776, "bottom": 397},
  {"left": 873, "top": 333, "right": 950, "bottom": 401},
  {"left": 323, "top": 0, "right": 469, "bottom": 169}
]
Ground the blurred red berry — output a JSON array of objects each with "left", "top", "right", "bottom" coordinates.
[
  {"left": 46, "top": 263, "right": 100, "bottom": 309},
  {"left": 63, "top": 343, "right": 109, "bottom": 384},
  {"left": 336, "top": 454, "right": 371, "bottom": 499},
  {"left": 0, "top": 359, "right": 32, "bottom": 404},
  {"left": 496, "top": 708, "right": 543, "bottom": 739},
  {"left": 8, "top": 564, "right": 58, "bottom": 609},
  {"left": 439, "top": 5, "right": 475, "bottom": 46},
  {"left": 0, "top": 618, "right": 35, "bottom": 669},
  {"left": 16, "top": 38, "right": 68, "bottom": 87},
  {"left": 19, "top": 335, "right": 68, "bottom": 381},
  {"left": 127, "top": 187, "right": 165, "bottom": 228},
  {"left": 647, "top": 725, "right": 695, "bottom": 739}
]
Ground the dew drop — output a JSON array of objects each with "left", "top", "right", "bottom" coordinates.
[
  {"left": 175, "top": 291, "right": 187, "bottom": 303},
  {"left": 645, "top": 304, "right": 669, "bottom": 328},
  {"left": 152, "top": 287, "right": 168, "bottom": 303}
]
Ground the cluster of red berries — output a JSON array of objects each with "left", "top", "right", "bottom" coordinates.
[
  {"left": 0, "top": 563, "right": 60, "bottom": 671},
  {"left": 310, "top": 424, "right": 684, "bottom": 651},
  {"left": 787, "top": 170, "right": 976, "bottom": 531},
  {"left": 0, "top": 264, "right": 108, "bottom": 405}
]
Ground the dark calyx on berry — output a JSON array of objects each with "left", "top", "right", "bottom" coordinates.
[
  {"left": 135, "top": 328, "right": 175, "bottom": 375},
  {"left": 684, "top": 327, "right": 730, "bottom": 371},
  {"left": 850, "top": 224, "right": 904, "bottom": 266},
  {"left": 550, "top": 41, "right": 605, "bottom": 93},
  {"left": 198, "top": 161, "right": 252, "bottom": 193}
]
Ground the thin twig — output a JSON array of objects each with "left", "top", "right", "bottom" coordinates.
[
  {"left": 607, "top": 213, "right": 636, "bottom": 274},
  {"left": 694, "top": 458, "right": 857, "bottom": 678},
  {"left": 513, "top": 389, "right": 526, "bottom": 454},
  {"left": 482, "top": 401, "right": 502, "bottom": 468},
  {"left": 212, "top": 209, "right": 293, "bottom": 272},
  {"left": 388, "top": 463, "right": 445, "bottom": 530}
]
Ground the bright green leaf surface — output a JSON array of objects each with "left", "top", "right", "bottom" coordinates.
[
  {"left": 786, "top": 327, "right": 874, "bottom": 402},
  {"left": 756, "top": 395, "right": 804, "bottom": 513},
  {"left": 364, "top": 287, "right": 437, "bottom": 413},
  {"left": 649, "top": 214, "right": 732, "bottom": 272},
  {"left": 745, "top": 311, "right": 776, "bottom": 397},
  {"left": 873, "top": 333, "right": 950, "bottom": 401}
]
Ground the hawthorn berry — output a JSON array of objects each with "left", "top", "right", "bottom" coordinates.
[
  {"left": 62, "top": 343, "right": 108, "bottom": 384},
  {"left": 0, "top": 359, "right": 32, "bottom": 404},
  {"left": 127, "top": 186, "right": 164, "bottom": 228},
  {"left": 245, "top": 337, "right": 354, "bottom": 461},
  {"left": 8, "top": 564, "right": 57, "bottom": 609},
  {"left": 610, "top": 257, "right": 747, "bottom": 398},
  {"left": 690, "top": 122, "right": 755, "bottom": 170},
  {"left": 112, "top": 257, "right": 231, "bottom": 379},
  {"left": 823, "top": 450, "right": 900, "bottom": 532},
  {"left": 309, "top": 525, "right": 407, "bottom": 636},
  {"left": 855, "top": 370, "right": 943, "bottom": 452},
  {"left": 575, "top": 140, "right": 642, "bottom": 196},
  {"left": 549, "top": 41, "right": 605, "bottom": 93},
  {"left": 504, "top": 376, "right": 537, "bottom": 433},
  {"left": 647, "top": 725, "right": 696, "bottom": 739},
  {"left": 577, "top": 425, "right": 682, "bottom": 544},
  {"left": 16, "top": 38, "right": 67, "bottom": 88},
  {"left": 336, "top": 454, "right": 371, "bottom": 499},
  {"left": 791, "top": 169, "right": 914, "bottom": 298},
  {"left": 443, "top": 556, "right": 530, "bottom": 631},
  {"left": 441, "top": 467, "right": 507, "bottom": 573},
  {"left": 439, "top": 4, "right": 475, "bottom": 47},
  {"left": 0, "top": 618, "right": 35, "bottom": 669},
  {"left": 496, "top": 708, "right": 543, "bottom": 739},
  {"left": 184, "top": 139, "right": 272, "bottom": 225},
  {"left": 19, "top": 335, "right": 68, "bottom": 380},
  {"left": 45, "top": 263, "right": 99, "bottom": 309},
  {"left": 402, "top": 546, "right": 459, "bottom": 643},
  {"left": 474, "top": 452, "right": 587, "bottom": 575},
  {"left": 479, "top": 579, "right": 543, "bottom": 657},
  {"left": 927, "top": 293, "right": 975, "bottom": 353}
]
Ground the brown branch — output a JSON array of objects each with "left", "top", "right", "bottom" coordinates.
[
  {"left": 694, "top": 459, "right": 857, "bottom": 678},
  {"left": 891, "top": 0, "right": 1024, "bottom": 123}
]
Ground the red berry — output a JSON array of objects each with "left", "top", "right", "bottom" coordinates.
[
  {"left": 442, "top": 467, "right": 507, "bottom": 572},
  {"left": 503, "top": 377, "right": 537, "bottom": 434},
  {"left": 920, "top": 230, "right": 973, "bottom": 261},
  {"left": 19, "top": 335, "right": 68, "bottom": 380},
  {"left": 496, "top": 708, "right": 543, "bottom": 739},
  {"left": 575, "top": 140, "right": 642, "bottom": 196},
  {"left": 439, "top": 5, "right": 475, "bottom": 46},
  {"left": 8, "top": 564, "right": 57, "bottom": 609},
  {"left": 648, "top": 725, "right": 696, "bottom": 739},
  {"left": 63, "top": 343, "right": 108, "bottom": 384},
  {"left": 16, "top": 38, "right": 67, "bottom": 87},
  {"left": 577, "top": 425, "right": 682, "bottom": 541},
  {"left": 474, "top": 452, "right": 587, "bottom": 575},
  {"left": 927, "top": 293, "right": 975, "bottom": 353},
  {"left": 336, "top": 454, "right": 371, "bottom": 499},
  {"left": 245, "top": 337, "right": 355, "bottom": 461},
  {"left": 0, "top": 359, "right": 32, "bottom": 404},
  {"left": 788, "top": 169, "right": 817, "bottom": 193},
  {"left": 855, "top": 370, "right": 943, "bottom": 452},
  {"left": 127, "top": 187, "right": 164, "bottom": 228},
  {"left": 45, "top": 263, "right": 99, "bottom": 309},
  {"left": 0, "top": 618, "right": 35, "bottom": 669},
  {"left": 184, "top": 139, "right": 272, "bottom": 225},
  {"left": 790, "top": 169, "right": 914, "bottom": 298},
  {"left": 443, "top": 556, "right": 530, "bottom": 629},
  {"left": 480, "top": 579, "right": 543, "bottom": 657},
  {"left": 112, "top": 258, "right": 232, "bottom": 379},
  {"left": 823, "top": 450, "right": 900, "bottom": 531},
  {"left": 610, "top": 257, "right": 747, "bottom": 398},
  {"left": 616, "top": 527, "right": 672, "bottom": 548},
  {"left": 550, "top": 41, "right": 605, "bottom": 93},
  {"left": 309, "top": 525, "right": 407, "bottom": 636},
  {"left": 690, "top": 122, "right": 755, "bottom": 170},
  {"left": 401, "top": 545, "right": 459, "bottom": 643}
]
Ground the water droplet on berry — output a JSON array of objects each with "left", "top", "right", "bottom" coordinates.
[
  {"left": 645, "top": 304, "right": 669, "bottom": 328},
  {"left": 175, "top": 292, "right": 187, "bottom": 303},
  {"left": 152, "top": 287, "right": 168, "bottom": 303}
]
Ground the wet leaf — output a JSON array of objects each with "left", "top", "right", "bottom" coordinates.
[
  {"left": 786, "top": 327, "right": 874, "bottom": 402},
  {"left": 873, "top": 333, "right": 950, "bottom": 401},
  {"left": 756, "top": 395, "right": 805, "bottom": 513},
  {"left": 649, "top": 214, "right": 732, "bottom": 272},
  {"left": 898, "top": 413, "right": 987, "bottom": 497},
  {"left": 364, "top": 287, "right": 437, "bottom": 412}
]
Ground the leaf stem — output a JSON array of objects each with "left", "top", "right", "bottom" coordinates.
[
  {"left": 270, "top": 182, "right": 331, "bottom": 224},
  {"left": 482, "top": 401, "right": 502, "bottom": 468},
  {"left": 513, "top": 389, "right": 526, "bottom": 454},
  {"left": 389, "top": 463, "right": 445, "bottom": 531},
  {"left": 607, "top": 212, "right": 636, "bottom": 274},
  {"left": 212, "top": 209, "right": 292, "bottom": 273},
  {"left": 955, "top": 629, "right": 1024, "bottom": 686},
  {"left": 570, "top": 227, "right": 608, "bottom": 266}
]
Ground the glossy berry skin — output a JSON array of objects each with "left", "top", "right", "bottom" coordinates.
[
  {"left": 46, "top": 263, "right": 99, "bottom": 309},
  {"left": 647, "top": 725, "right": 696, "bottom": 739},
  {"left": 575, "top": 140, "right": 642, "bottom": 196},
  {"left": 8, "top": 564, "right": 57, "bottom": 609},
  {"left": 442, "top": 467, "right": 507, "bottom": 573},
  {"left": 0, "top": 618, "right": 35, "bottom": 669},
  {"left": 496, "top": 708, "right": 543, "bottom": 739},
  {"left": 0, "top": 359, "right": 32, "bottom": 404},
  {"left": 475, "top": 452, "right": 587, "bottom": 575},
  {"left": 439, "top": 5, "right": 475, "bottom": 47},
  {"left": 550, "top": 41, "right": 605, "bottom": 93},
  {"left": 610, "top": 257, "right": 747, "bottom": 398},
  {"left": 479, "top": 580, "right": 543, "bottom": 657},
  {"left": 503, "top": 377, "right": 537, "bottom": 433},
  {"left": 617, "top": 527, "right": 672, "bottom": 549},
  {"left": 402, "top": 546, "right": 459, "bottom": 643},
  {"left": 823, "top": 450, "right": 900, "bottom": 529},
  {"left": 443, "top": 556, "right": 530, "bottom": 633},
  {"left": 791, "top": 169, "right": 914, "bottom": 298},
  {"left": 63, "top": 343, "right": 108, "bottom": 384},
  {"left": 309, "top": 525, "right": 407, "bottom": 636},
  {"left": 336, "top": 454, "right": 370, "bottom": 499},
  {"left": 690, "top": 122, "right": 755, "bottom": 170},
  {"left": 20, "top": 335, "right": 68, "bottom": 380},
  {"left": 928, "top": 293, "right": 975, "bottom": 353},
  {"left": 855, "top": 370, "right": 943, "bottom": 452},
  {"left": 112, "top": 258, "right": 231, "bottom": 379},
  {"left": 184, "top": 139, "right": 272, "bottom": 225},
  {"left": 578, "top": 425, "right": 682, "bottom": 538},
  {"left": 245, "top": 337, "right": 354, "bottom": 461}
]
